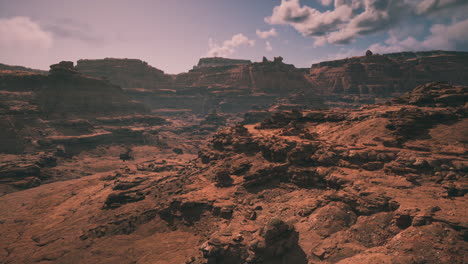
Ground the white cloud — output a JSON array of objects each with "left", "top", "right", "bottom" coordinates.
[
  {"left": 0, "top": 16, "right": 53, "bottom": 50},
  {"left": 256, "top": 28, "right": 278, "bottom": 39},
  {"left": 415, "top": 0, "right": 468, "bottom": 14},
  {"left": 310, "top": 18, "right": 468, "bottom": 64},
  {"left": 266, "top": 0, "right": 468, "bottom": 46},
  {"left": 266, "top": 41, "right": 273, "bottom": 51},
  {"left": 266, "top": 0, "right": 354, "bottom": 38},
  {"left": 368, "top": 18, "right": 468, "bottom": 53},
  {"left": 207, "top": 33, "right": 255, "bottom": 57}
]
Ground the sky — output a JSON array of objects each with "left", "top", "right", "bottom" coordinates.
[{"left": 0, "top": 0, "right": 467, "bottom": 74}]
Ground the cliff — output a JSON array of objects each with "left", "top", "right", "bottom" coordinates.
[
  {"left": 0, "top": 63, "right": 47, "bottom": 74},
  {"left": 75, "top": 58, "right": 173, "bottom": 89},
  {"left": 142, "top": 56, "right": 323, "bottom": 113},
  {"left": 193, "top": 57, "right": 252, "bottom": 70},
  {"left": 0, "top": 61, "right": 152, "bottom": 154},
  {"left": 38, "top": 61, "right": 147, "bottom": 118},
  {"left": 308, "top": 51, "right": 468, "bottom": 96}
]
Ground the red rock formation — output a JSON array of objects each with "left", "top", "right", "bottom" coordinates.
[
  {"left": 308, "top": 51, "right": 468, "bottom": 97},
  {"left": 163, "top": 57, "right": 323, "bottom": 113},
  {"left": 0, "top": 82, "right": 466, "bottom": 263},
  {"left": 0, "top": 62, "right": 163, "bottom": 155},
  {"left": 193, "top": 57, "right": 251, "bottom": 70},
  {"left": 36, "top": 61, "right": 147, "bottom": 119},
  {"left": 75, "top": 58, "right": 173, "bottom": 90}
]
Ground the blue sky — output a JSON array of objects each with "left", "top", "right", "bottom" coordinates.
[{"left": 0, "top": 0, "right": 467, "bottom": 73}]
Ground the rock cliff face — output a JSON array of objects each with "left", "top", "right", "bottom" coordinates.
[
  {"left": 193, "top": 57, "right": 251, "bottom": 70},
  {"left": 75, "top": 57, "right": 322, "bottom": 114},
  {"left": 180, "top": 56, "right": 310, "bottom": 94},
  {"left": 38, "top": 61, "right": 147, "bottom": 118},
  {"left": 308, "top": 51, "right": 468, "bottom": 97},
  {"left": 0, "top": 61, "right": 147, "bottom": 119},
  {"left": 126, "top": 57, "right": 323, "bottom": 114},
  {"left": 73, "top": 51, "right": 468, "bottom": 113},
  {"left": 75, "top": 58, "right": 173, "bottom": 90},
  {"left": 0, "top": 61, "right": 160, "bottom": 156},
  {"left": 0, "top": 63, "right": 47, "bottom": 74}
]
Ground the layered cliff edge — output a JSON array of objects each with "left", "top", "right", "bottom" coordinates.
[
  {"left": 0, "top": 63, "right": 47, "bottom": 75},
  {"left": 0, "top": 61, "right": 162, "bottom": 156},
  {"left": 71, "top": 51, "right": 468, "bottom": 112},
  {"left": 120, "top": 56, "right": 323, "bottom": 114},
  {"left": 75, "top": 58, "right": 174, "bottom": 90},
  {"left": 308, "top": 50, "right": 468, "bottom": 96}
]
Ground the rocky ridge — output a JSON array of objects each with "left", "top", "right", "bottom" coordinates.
[
  {"left": 307, "top": 50, "right": 468, "bottom": 107},
  {"left": 126, "top": 56, "right": 323, "bottom": 114}
]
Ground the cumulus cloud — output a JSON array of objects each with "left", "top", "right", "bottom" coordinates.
[
  {"left": 266, "top": 41, "right": 273, "bottom": 51},
  {"left": 256, "top": 28, "right": 278, "bottom": 39},
  {"left": 0, "top": 16, "right": 53, "bottom": 50},
  {"left": 369, "top": 18, "right": 468, "bottom": 53},
  {"left": 266, "top": 0, "right": 354, "bottom": 38},
  {"left": 266, "top": 0, "right": 468, "bottom": 46},
  {"left": 207, "top": 33, "right": 255, "bottom": 57},
  {"left": 415, "top": 0, "right": 468, "bottom": 14},
  {"left": 309, "top": 17, "right": 468, "bottom": 64}
]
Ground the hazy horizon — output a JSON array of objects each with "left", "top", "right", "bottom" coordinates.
[{"left": 1, "top": 0, "right": 468, "bottom": 74}]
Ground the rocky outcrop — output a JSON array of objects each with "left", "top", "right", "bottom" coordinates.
[
  {"left": 308, "top": 51, "right": 468, "bottom": 101},
  {"left": 393, "top": 82, "right": 468, "bottom": 107},
  {"left": 200, "top": 218, "right": 302, "bottom": 264},
  {"left": 161, "top": 56, "right": 323, "bottom": 114},
  {"left": 0, "top": 61, "right": 147, "bottom": 119},
  {"left": 190, "top": 82, "right": 467, "bottom": 263},
  {"left": 0, "top": 62, "right": 168, "bottom": 156},
  {"left": 180, "top": 56, "right": 315, "bottom": 95},
  {"left": 39, "top": 62, "right": 147, "bottom": 118},
  {"left": 193, "top": 57, "right": 251, "bottom": 70},
  {"left": 0, "top": 153, "right": 57, "bottom": 194},
  {"left": 123, "top": 57, "right": 323, "bottom": 114},
  {"left": 75, "top": 58, "right": 173, "bottom": 89}
]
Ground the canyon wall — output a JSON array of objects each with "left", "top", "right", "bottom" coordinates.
[
  {"left": 75, "top": 58, "right": 173, "bottom": 90},
  {"left": 308, "top": 50, "right": 468, "bottom": 96},
  {"left": 127, "top": 57, "right": 323, "bottom": 114},
  {"left": 0, "top": 61, "right": 154, "bottom": 154},
  {"left": 74, "top": 51, "right": 468, "bottom": 112},
  {"left": 193, "top": 57, "right": 251, "bottom": 69}
]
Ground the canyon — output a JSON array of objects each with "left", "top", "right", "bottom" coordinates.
[{"left": 0, "top": 50, "right": 466, "bottom": 264}]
